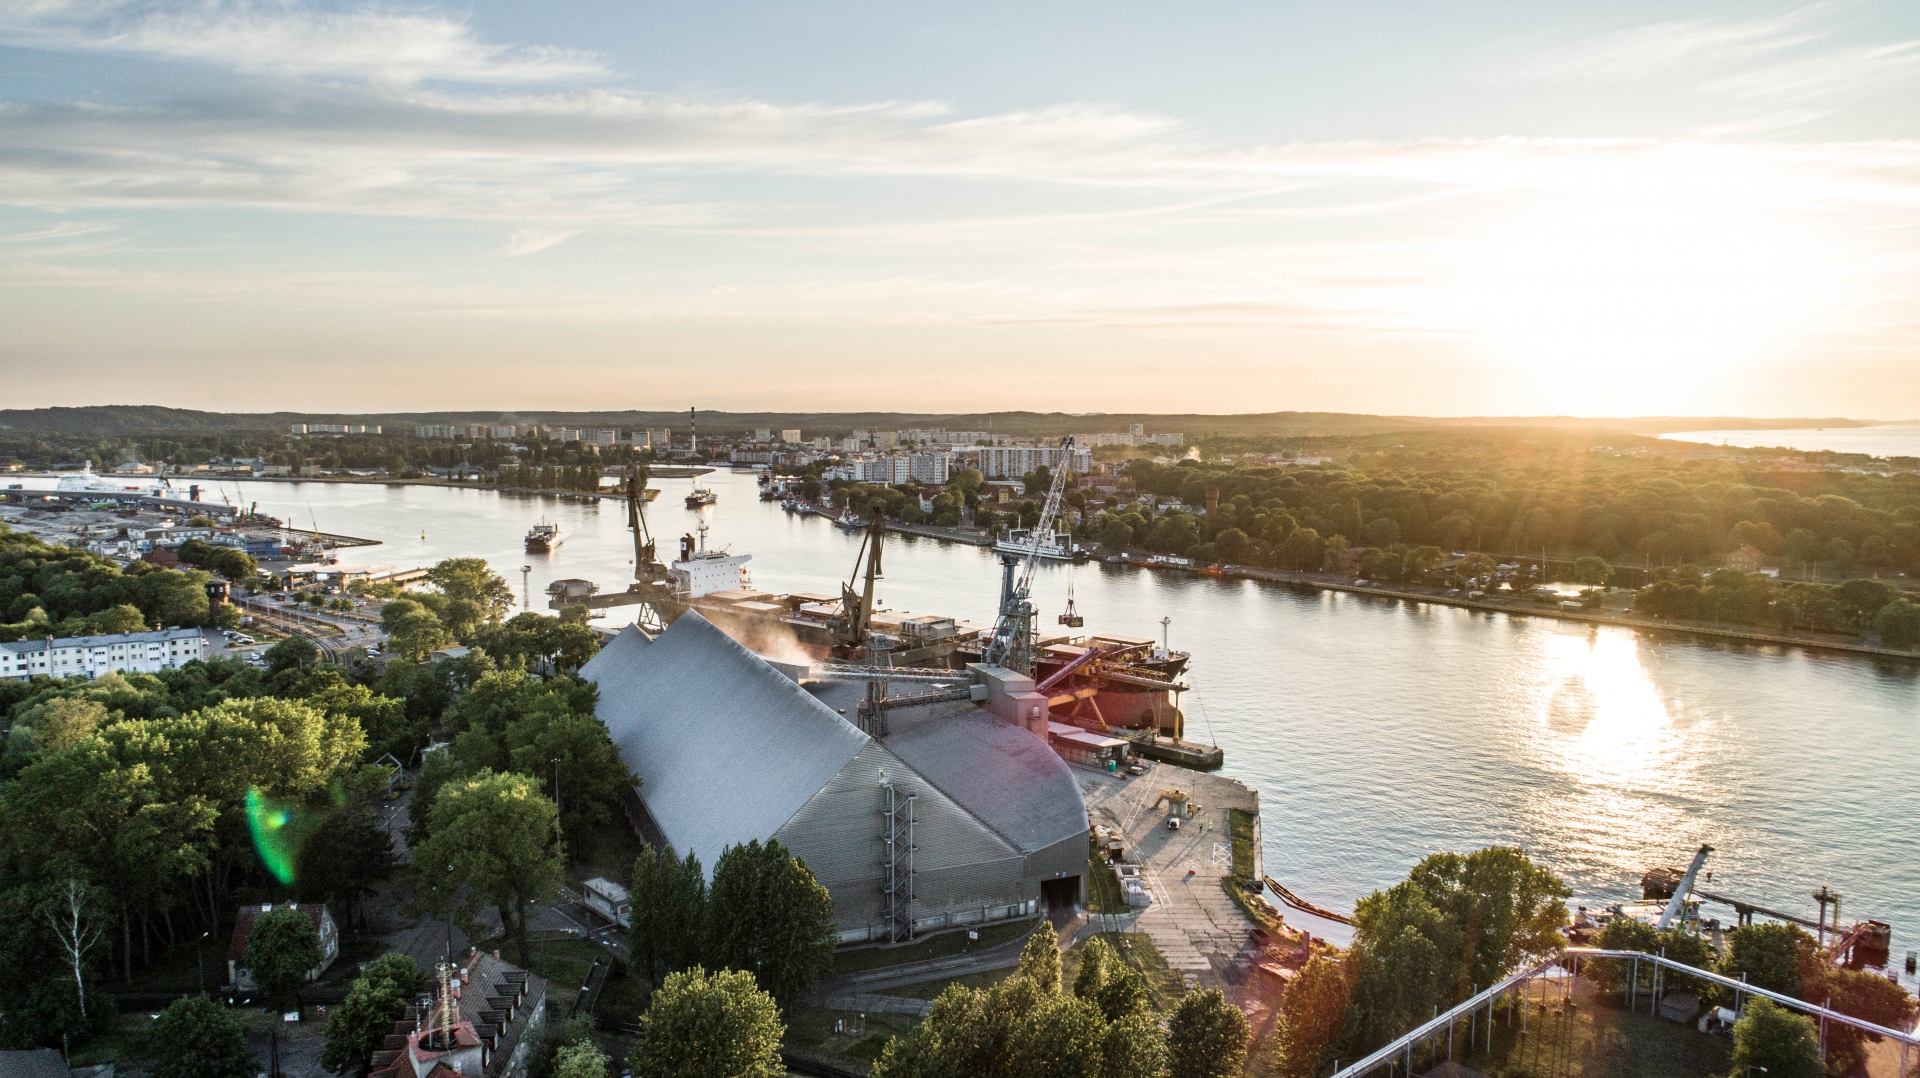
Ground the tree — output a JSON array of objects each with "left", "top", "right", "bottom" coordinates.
[
  {"left": 1276, "top": 955, "right": 1350, "bottom": 1078},
  {"left": 705, "top": 839, "right": 836, "bottom": 1011},
  {"left": 635, "top": 966, "right": 784, "bottom": 1078},
  {"left": 382, "top": 598, "right": 450, "bottom": 662},
  {"left": 1071, "top": 938, "right": 1150, "bottom": 1024},
  {"left": 264, "top": 634, "right": 319, "bottom": 674},
  {"left": 1573, "top": 556, "right": 1611, "bottom": 588},
  {"left": 1729, "top": 998, "right": 1821, "bottom": 1078},
  {"left": 1213, "top": 528, "right": 1250, "bottom": 565},
  {"left": 1718, "top": 922, "right": 1816, "bottom": 999},
  {"left": 427, "top": 558, "right": 514, "bottom": 622},
  {"left": 295, "top": 805, "right": 398, "bottom": 930},
  {"left": 322, "top": 954, "right": 425, "bottom": 1076},
  {"left": 42, "top": 878, "right": 109, "bottom": 1023},
  {"left": 23, "top": 697, "right": 109, "bottom": 753},
  {"left": 1165, "top": 988, "right": 1248, "bottom": 1078},
  {"left": 1832, "top": 578, "right": 1896, "bottom": 627},
  {"left": 1813, "top": 965, "right": 1920, "bottom": 1075},
  {"left": 1346, "top": 881, "right": 1448, "bottom": 1049},
  {"left": 630, "top": 844, "right": 707, "bottom": 983},
  {"left": 1405, "top": 847, "right": 1569, "bottom": 998},
  {"left": 144, "top": 994, "right": 257, "bottom": 1078},
  {"left": 556, "top": 1039, "right": 612, "bottom": 1078},
  {"left": 244, "top": 907, "right": 322, "bottom": 1011},
  {"left": 414, "top": 769, "right": 563, "bottom": 968},
  {"left": 1019, "top": 920, "right": 1062, "bottom": 996},
  {"left": 1875, "top": 598, "right": 1920, "bottom": 649}
]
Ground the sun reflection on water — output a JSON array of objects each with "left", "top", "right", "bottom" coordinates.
[{"left": 1524, "top": 629, "right": 1710, "bottom": 883}]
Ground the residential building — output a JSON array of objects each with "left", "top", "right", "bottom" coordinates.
[
  {"left": 754, "top": 428, "right": 772, "bottom": 442},
  {"left": 781, "top": 429, "right": 802, "bottom": 444},
  {"left": 958, "top": 445, "right": 1092, "bottom": 479},
  {"left": 1725, "top": 544, "right": 1771, "bottom": 573},
  {"left": 227, "top": 902, "right": 339, "bottom": 990},
  {"left": 581, "top": 429, "right": 619, "bottom": 447},
  {"left": 908, "top": 451, "right": 951, "bottom": 484},
  {"left": 1, "top": 627, "right": 209, "bottom": 681},
  {"left": 369, "top": 947, "right": 547, "bottom": 1078}
]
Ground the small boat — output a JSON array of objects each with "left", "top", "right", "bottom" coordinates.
[
  {"left": 1197, "top": 564, "right": 1224, "bottom": 578},
  {"left": 525, "top": 519, "right": 563, "bottom": 553},
  {"left": 832, "top": 509, "right": 866, "bottom": 531},
  {"left": 685, "top": 486, "right": 718, "bottom": 508}
]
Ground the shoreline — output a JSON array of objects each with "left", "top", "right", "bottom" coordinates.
[
  {"left": 1217, "top": 565, "right": 1920, "bottom": 662},
  {"left": 793, "top": 511, "right": 1917, "bottom": 662}
]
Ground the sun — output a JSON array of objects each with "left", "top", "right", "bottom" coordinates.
[{"left": 1454, "top": 159, "right": 1833, "bottom": 414}]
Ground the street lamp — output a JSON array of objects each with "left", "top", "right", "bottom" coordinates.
[{"left": 197, "top": 930, "right": 210, "bottom": 993}]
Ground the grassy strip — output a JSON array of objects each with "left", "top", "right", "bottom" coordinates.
[{"left": 1228, "top": 808, "right": 1256, "bottom": 881}]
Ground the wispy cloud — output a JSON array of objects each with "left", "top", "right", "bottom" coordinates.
[
  {"left": 1509, "top": 3, "right": 1920, "bottom": 106},
  {"left": 500, "top": 228, "right": 582, "bottom": 257},
  {"left": 3, "top": 0, "right": 610, "bottom": 84}
]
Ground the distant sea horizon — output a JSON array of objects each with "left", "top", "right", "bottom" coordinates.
[{"left": 1660, "top": 423, "right": 1920, "bottom": 460}]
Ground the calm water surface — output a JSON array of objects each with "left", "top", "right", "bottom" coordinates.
[
  {"left": 232, "top": 473, "right": 1920, "bottom": 962},
  {"left": 1662, "top": 423, "right": 1920, "bottom": 459}
]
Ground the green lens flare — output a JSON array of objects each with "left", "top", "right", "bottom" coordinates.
[{"left": 245, "top": 787, "right": 320, "bottom": 885}]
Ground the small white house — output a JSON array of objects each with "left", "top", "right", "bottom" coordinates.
[{"left": 226, "top": 902, "right": 339, "bottom": 991}]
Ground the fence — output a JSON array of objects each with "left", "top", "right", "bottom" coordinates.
[{"left": 1329, "top": 947, "right": 1920, "bottom": 1077}]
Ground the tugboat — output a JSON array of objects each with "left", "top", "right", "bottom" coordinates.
[
  {"left": 525, "top": 518, "right": 563, "bottom": 553},
  {"left": 685, "top": 486, "right": 718, "bottom": 508}
]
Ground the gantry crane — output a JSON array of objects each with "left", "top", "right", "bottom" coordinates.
[{"left": 983, "top": 437, "right": 1075, "bottom": 673}]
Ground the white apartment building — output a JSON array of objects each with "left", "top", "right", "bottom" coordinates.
[
  {"left": 581, "top": 429, "right": 619, "bottom": 446},
  {"left": 1, "top": 627, "right": 209, "bottom": 681},
  {"left": 957, "top": 445, "right": 1092, "bottom": 479},
  {"left": 781, "top": 429, "right": 802, "bottom": 444}
]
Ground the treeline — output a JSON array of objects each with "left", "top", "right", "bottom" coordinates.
[
  {"left": 0, "top": 553, "right": 630, "bottom": 1059},
  {"left": 1, "top": 525, "right": 218, "bottom": 641},
  {"left": 876, "top": 923, "right": 1250, "bottom": 1078},
  {"left": 1632, "top": 569, "right": 1920, "bottom": 643},
  {"left": 1096, "top": 441, "right": 1920, "bottom": 573},
  {"left": 0, "top": 427, "right": 656, "bottom": 478}
]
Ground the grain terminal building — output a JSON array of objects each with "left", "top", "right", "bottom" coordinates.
[{"left": 581, "top": 613, "right": 1089, "bottom": 943}]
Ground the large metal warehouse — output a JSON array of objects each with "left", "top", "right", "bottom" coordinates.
[{"left": 580, "top": 613, "right": 1089, "bottom": 943}]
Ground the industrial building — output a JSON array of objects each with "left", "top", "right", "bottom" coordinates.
[{"left": 580, "top": 613, "right": 1090, "bottom": 943}]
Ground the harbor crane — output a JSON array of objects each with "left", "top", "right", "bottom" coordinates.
[
  {"left": 1658, "top": 843, "right": 1713, "bottom": 930},
  {"left": 983, "top": 437, "right": 1075, "bottom": 674}
]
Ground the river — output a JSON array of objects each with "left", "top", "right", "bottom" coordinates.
[{"left": 229, "top": 472, "right": 1920, "bottom": 968}]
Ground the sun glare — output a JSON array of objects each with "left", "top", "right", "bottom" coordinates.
[{"left": 1458, "top": 163, "right": 1831, "bottom": 412}]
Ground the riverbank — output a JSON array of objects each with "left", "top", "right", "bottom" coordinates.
[{"left": 1205, "top": 564, "right": 1920, "bottom": 661}]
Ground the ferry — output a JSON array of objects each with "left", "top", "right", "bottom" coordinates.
[
  {"left": 525, "top": 519, "right": 563, "bottom": 553},
  {"left": 993, "top": 525, "right": 1081, "bottom": 562}
]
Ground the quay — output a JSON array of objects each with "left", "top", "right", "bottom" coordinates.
[{"left": 1080, "top": 761, "right": 1265, "bottom": 988}]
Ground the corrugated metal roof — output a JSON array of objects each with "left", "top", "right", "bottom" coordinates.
[
  {"left": 803, "top": 681, "right": 1088, "bottom": 856},
  {"left": 580, "top": 612, "right": 868, "bottom": 877}
]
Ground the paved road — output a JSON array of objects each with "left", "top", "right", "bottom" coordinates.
[{"left": 1081, "top": 762, "right": 1262, "bottom": 990}]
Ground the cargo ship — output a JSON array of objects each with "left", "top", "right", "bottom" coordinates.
[
  {"left": 552, "top": 466, "right": 1218, "bottom": 767},
  {"left": 525, "top": 519, "right": 563, "bottom": 553}
]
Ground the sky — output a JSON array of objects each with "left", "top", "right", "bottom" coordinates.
[{"left": 1, "top": 1, "right": 1917, "bottom": 418}]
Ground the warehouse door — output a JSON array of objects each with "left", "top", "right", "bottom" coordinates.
[{"left": 1041, "top": 876, "right": 1080, "bottom": 912}]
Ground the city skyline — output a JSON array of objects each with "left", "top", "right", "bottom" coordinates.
[{"left": 2, "top": 1, "right": 1917, "bottom": 417}]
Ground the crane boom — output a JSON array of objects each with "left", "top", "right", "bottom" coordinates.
[
  {"left": 983, "top": 437, "right": 1076, "bottom": 671},
  {"left": 1658, "top": 843, "right": 1713, "bottom": 930}
]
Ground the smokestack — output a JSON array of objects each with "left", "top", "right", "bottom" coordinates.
[{"left": 1205, "top": 489, "right": 1219, "bottom": 523}]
